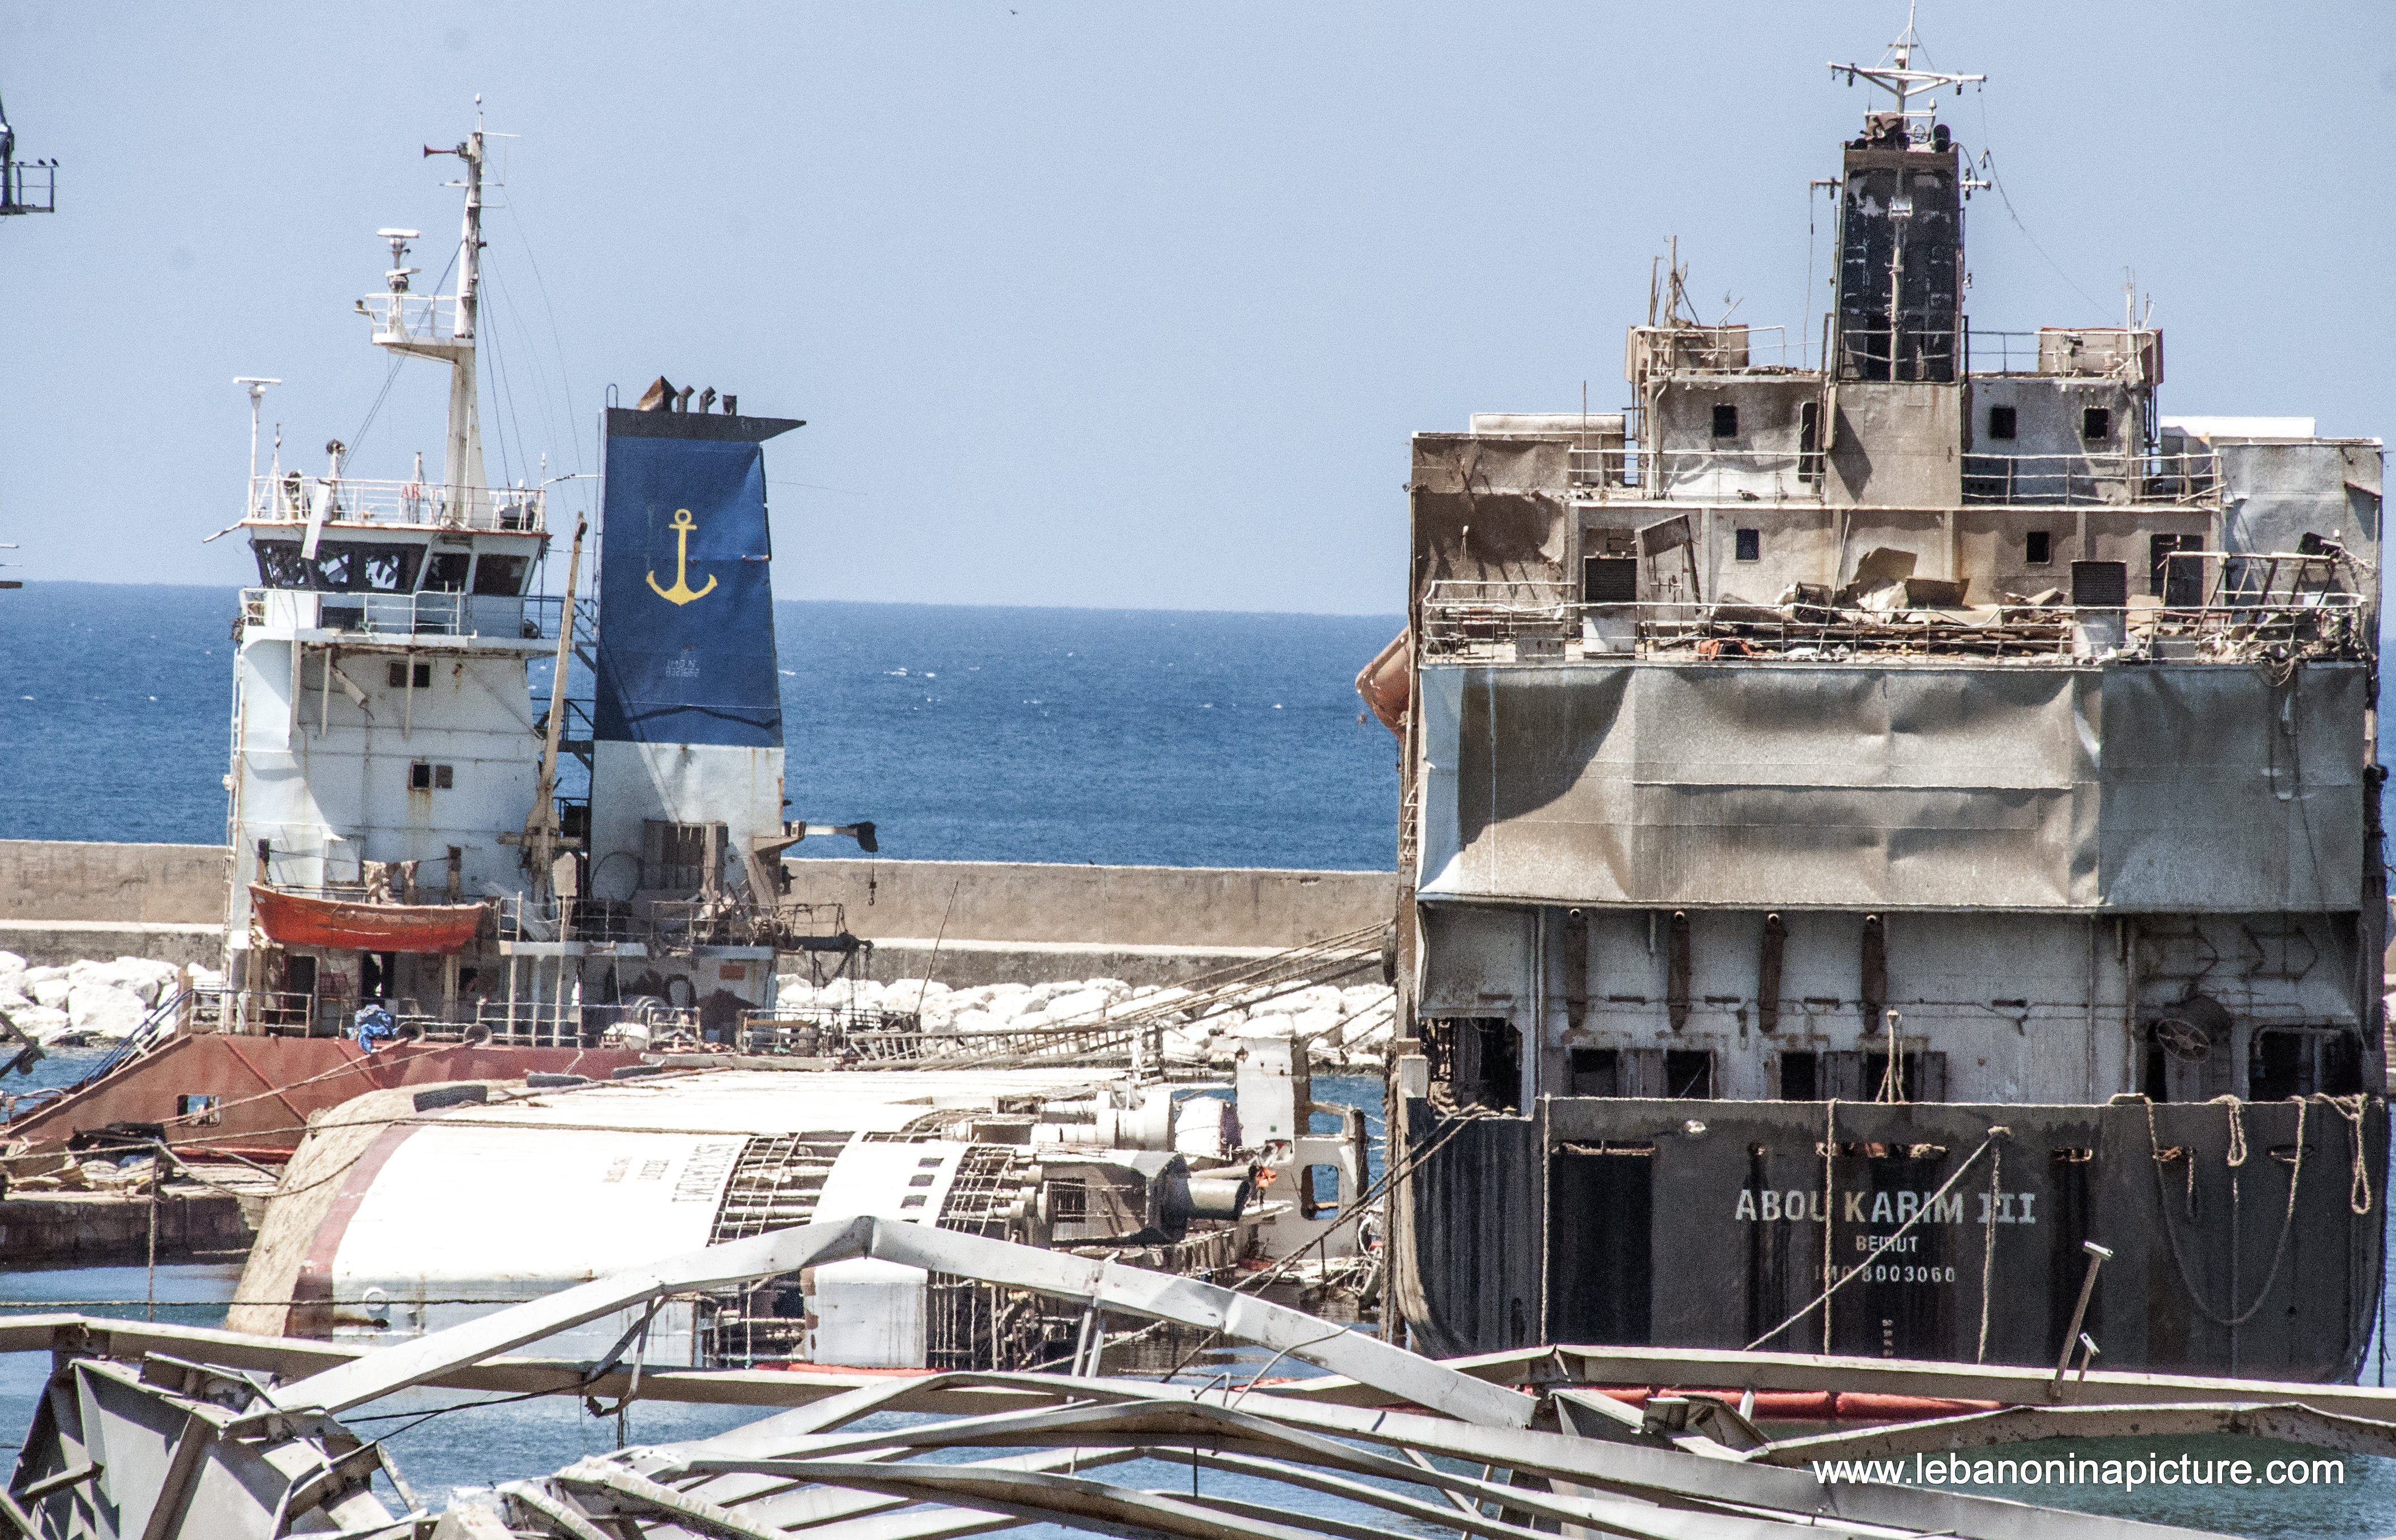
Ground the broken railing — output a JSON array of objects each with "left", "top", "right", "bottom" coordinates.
[
  {"left": 1420, "top": 574, "right": 2372, "bottom": 664},
  {"left": 1562, "top": 444, "right": 2220, "bottom": 507}
]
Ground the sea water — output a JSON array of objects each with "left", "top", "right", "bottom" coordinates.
[{"left": 0, "top": 583, "right": 1405, "bottom": 868}]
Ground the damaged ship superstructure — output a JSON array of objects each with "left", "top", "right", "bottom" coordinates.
[{"left": 1386, "top": 27, "right": 2387, "bottom": 1378}]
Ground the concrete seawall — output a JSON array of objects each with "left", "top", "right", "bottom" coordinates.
[{"left": 0, "top": 841, "right": 1397, "bottom": 983}]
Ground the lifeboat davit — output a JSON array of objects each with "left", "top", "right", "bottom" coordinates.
[{"left": 249, "top": 884, "right": 485, "bottom": 954}]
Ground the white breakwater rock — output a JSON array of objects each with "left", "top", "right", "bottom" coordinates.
[
  {"left": 772, "top": 970, "right": 1400, "bottom": 1071},
  {"left": 0, "top": 954, "right": 217, "bottom": 1047}
]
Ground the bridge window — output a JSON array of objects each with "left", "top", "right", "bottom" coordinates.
[
  {"left": 423, "top": 551, "right": 472, "bottom": 592},
  {"left": 470, "top": 553, "right": 529, "bottom": 596}
]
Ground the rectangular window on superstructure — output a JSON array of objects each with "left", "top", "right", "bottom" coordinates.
[
  {"left": 1710, "top": 403, "right": 1739, "bottom": 439},
  {"left": 1567, "top": 1047, "right": 1621, "bottom": 1097},
  {"left": 409, "top": 762, "right": 455, "bottom": 790},
  {"left": 1734, "top": 528, "right": 1761, "bottom": 562},
  {"left": 2026, "top": 530, "right": 2052, "bottom": 566},
  {"left": 1665, "top": 1050, "right": 1713, "bottom": 1099},
  {"left": 2070, "top": 560, "right": 2128, "bottom": 608},
  {"left": 2081, "top": 406, "right": 2112, "bottom": 442},
  {"left": 387, "top": 661, "right": 432, "bottom": 689},
  {"left": 1778, "top": 1051, "right": 1818, "bottom": 1101},
  {"left": 1582, "top": 556, "right": 1637, "bottom": 604},
  {"left": 1987, "top": 405, "right": 2017, "bottom": 440},
  {"left": 2150, "top": 533, "right": 2205, "bottom": 605}
]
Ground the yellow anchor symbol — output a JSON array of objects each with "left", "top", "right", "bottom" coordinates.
[{"left": 645, "top": 508, "right": 718, "bottom": 606}]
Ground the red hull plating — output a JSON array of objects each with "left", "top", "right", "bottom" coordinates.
[{"left": 2, "top": 1035, "right": 647, "bottom": 1158}]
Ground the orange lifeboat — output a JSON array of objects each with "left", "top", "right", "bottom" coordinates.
[
  {"left": 249, "top": 884, "right": 486, "bottom": 955},
  {"left": 1354, "top": 629, "right": 1411, "bottom": 739}
]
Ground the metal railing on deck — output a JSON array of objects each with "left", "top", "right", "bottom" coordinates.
[
  {"left": 247, "top": 473, "right": 544, "bottom": 533},
  {"left": 1566, "top": 446, "right": 2216, "bottom": 507},
  {"left": 1960, "top": 451, "right": 2217, "bottom": 507},
  {"left": 241, "top": 588, "right": 562, "bottom": 641}
]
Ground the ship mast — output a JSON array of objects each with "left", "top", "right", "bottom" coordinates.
[{"left": 363, "top": 104, "right": 489, "bottom": 519}]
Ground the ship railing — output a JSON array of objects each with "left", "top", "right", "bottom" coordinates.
[
  {"left": 1573, "top": 446, "right": 1824, "bottom": 502},
  {"left": 1, "top": 157, "right": 58, "bottom": 215},
  {"left": 242, "top": 587, "right": 563, "bottom": 642},
  {"left": 358, "top": 291, "right": 471, "bottom": 351},
  {"left": 209, "top": 986, "right": 348, "bottom": 1038},
  {"left": 497, "top": 894, "right": 647, "bottom": 946},
  {"left": 493, "top": 895, "right": 771, "bottom": 949},
  {"left": 1419, "top": 583, "right": 2373, "bottom": 664},
  {"left": 1625, "top": 324, "right": 1815, "bottom": 380},
  {"left": 246, "top": 472, "right": 544, "bottom": 534},
  {"left": 1562, "top": 447, "right": 2219, "bottom": 506},
  {"left": 1960, "top": 450, "right": 2218, "bottom": 507},
  {"left": 472, "top": 999, "right": 596, "bottom": 1049},
  {"left": 734, "top": 1004, "right": 913, "bottom": 1058},
  {"left": 1965, "top": 327, "right": 2161, "bottom": 382},
  {"left": 648, "top": 899, "right": 767, "bottom": 951}
]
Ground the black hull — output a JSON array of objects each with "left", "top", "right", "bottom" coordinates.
[{"left": 1396, "top": 1095, "right": 2388, "bottom": 1381}]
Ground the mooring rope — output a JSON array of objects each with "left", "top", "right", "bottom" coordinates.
[
  {"left": 2322, "top": 1093, "right": 2374, "bottom": 1215},
  {"left": 2144, "top": 1094, "right": 2307, "bottom": 1329},
  {"left": 2212, "top": 1093, "right": 2249, "bottom": 1167},
  {"left": 1975, "top": 1140, "right": 2002, "bottom": 1365},
  {"left": 1819, "top": 1098, "right": 1835, "bottom": 1354}
]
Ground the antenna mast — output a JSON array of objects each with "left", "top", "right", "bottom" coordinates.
[
  {"left": 1828, "top": 2, "right": 1985, "bottom": 144},
  {"left": 234, "top": 378, "right": 281, "bottom": 515},
  {"left": 363, "top": 102, "right": 490, "bottom": 516}
]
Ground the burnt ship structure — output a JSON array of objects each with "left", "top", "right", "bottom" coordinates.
[{"left": 1382, "top": 27, "right": 2387, "bottom": 1379}]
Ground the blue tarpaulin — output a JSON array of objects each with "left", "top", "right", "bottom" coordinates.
[{"left": 593, "top": 421, "right": 789, "bottom": 747}]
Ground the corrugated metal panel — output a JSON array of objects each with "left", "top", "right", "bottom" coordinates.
[{"left": 1419, "top": 661, "right": 2363, "bottom": 911}]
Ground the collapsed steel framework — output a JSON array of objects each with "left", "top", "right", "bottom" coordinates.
[{"left": 15, "top": 1215, "right": 2396, "bottom": 1538}]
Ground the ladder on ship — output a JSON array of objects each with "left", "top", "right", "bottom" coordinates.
[{"left": 530, "top": 593, "right": 600, "bottom": 841}]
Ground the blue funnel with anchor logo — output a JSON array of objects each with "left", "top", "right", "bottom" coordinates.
[{"left": 593, "top": 404, "right": 801, "bottom": 748}]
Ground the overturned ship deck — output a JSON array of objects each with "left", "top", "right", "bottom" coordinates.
[{"left": 1380, "top": 24, "right": 2388, "bottom": 1379}]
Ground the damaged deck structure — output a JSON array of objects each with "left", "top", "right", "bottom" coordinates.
[
  {"left": 6, "top": 1214, "right": 2331, "bottom": 1539},
  {"left": 1383, "top": 23, "right": 2387, "bottom": 1377}
]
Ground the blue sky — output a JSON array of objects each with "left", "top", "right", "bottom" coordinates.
[{"left": 1, "top": 1, "right": 2389, "bottom": 611}]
